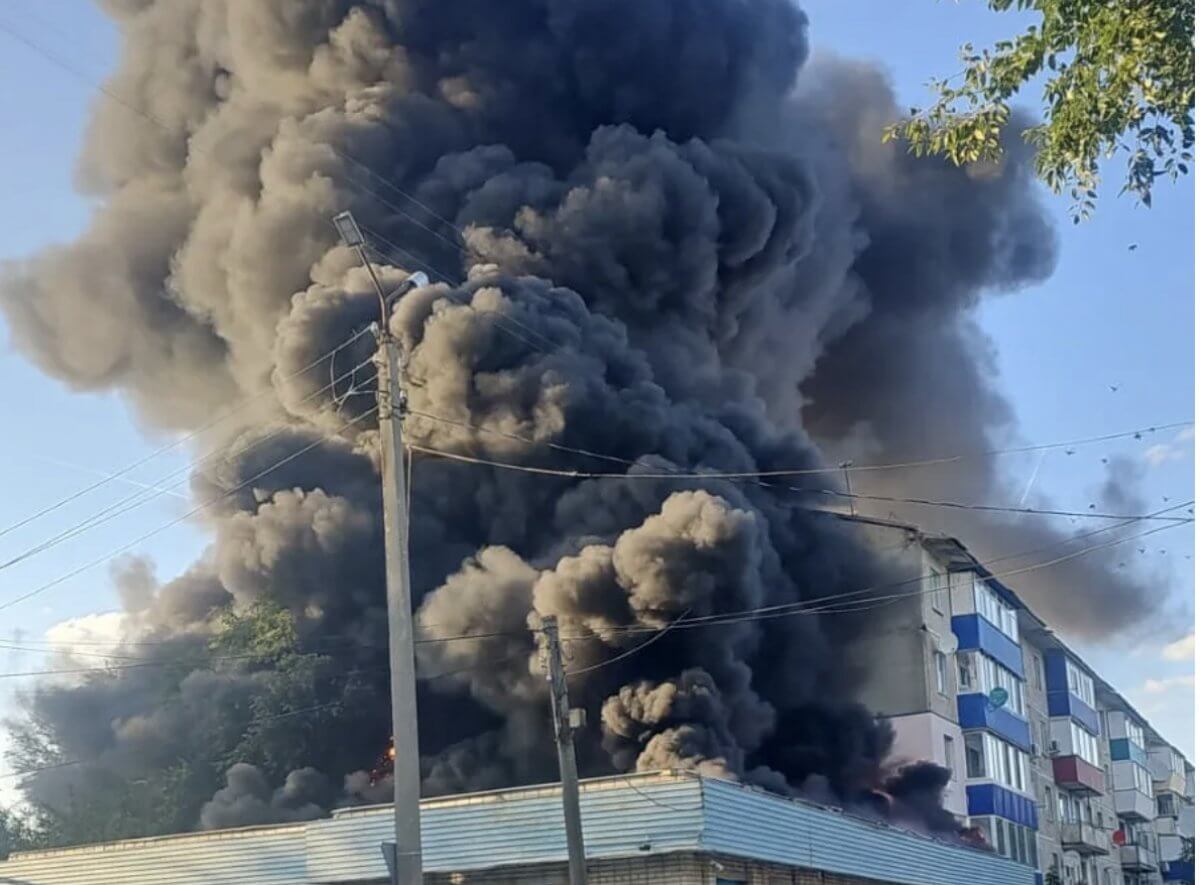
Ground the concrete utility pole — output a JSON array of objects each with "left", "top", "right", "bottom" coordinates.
[
  {"left": 332, "top": 211, "right": 424, "bottom": 885},
  {"left": 541, "top": 615, "right": 588, "bottom": 885}
]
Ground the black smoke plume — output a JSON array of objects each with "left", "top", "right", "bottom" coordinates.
[{"left": 0, "top": 0, "right": 1145, "bottom": 846}]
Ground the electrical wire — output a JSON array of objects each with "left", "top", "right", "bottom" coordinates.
[
  {"left": 407, "top": 412, "right": 1190, "bottom": 482},
  {"left": 0, "top": 354, "right": 378, "bottom": 575},
  {"left": 404, "top": 440, "right": 1189, "bottom": 523},
  {"left": 0, "top": 327, "right": 370, "bottom": 543},
  {"left": 571, "top": 514, "right": 1192, "bottom": 636},
  {"left": 566, "top": 608, "right": 691, "bottom": 677},
  {"left": 0, "top": 406, "right": 379, "bottom": 613},
  {"left": 362, "top": 231, "right": 559, "bottom": 354},
  {"left": 0, "top": 16, "right": 567, "bottom": 370},
  {"left": 0, "top": 508, "right": 1186, "bottom": 684}
]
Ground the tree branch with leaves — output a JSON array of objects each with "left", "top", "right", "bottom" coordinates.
[{"left": 884, "top": 0, "right": 1195, "bottom": 221}]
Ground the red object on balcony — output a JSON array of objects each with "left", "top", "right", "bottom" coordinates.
[{"left": 1053, "top": 755, "right": 1106, "bottom": 794}]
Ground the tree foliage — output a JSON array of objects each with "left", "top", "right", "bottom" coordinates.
[
  {"left": 884, "top": 0, "right": 1195, "bottom": 221},
  {"left": 2, "top": 600, "right": 381, "bottom": 849}
]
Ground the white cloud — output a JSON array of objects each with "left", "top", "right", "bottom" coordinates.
[
  {"left": 1142, "top": 674, "right": 1195, "bottom": 695},
  {"left": 1144, "top": 427, "right": 1195, "bottom": 466},
  {"left": 44, "top": 611, "right": 130, "bottom": 660},
  {"left": 1162, "top": 633, "right": 1195, "bottom": 662}
]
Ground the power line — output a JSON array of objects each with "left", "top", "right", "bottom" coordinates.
[
  {"left": 0, "top": 510, "right": 1185, "bottom": 686},
  {"left": 361, "top": 229, "right": 559, "bottom": 354},
  {"left": 403, "top": 439, "right": 1190, "bottom": 523},
  {"left": 407, "top": 415, "right": 1193, "bottom": 481},
  {"left": 566, "top": 608, "right": 691, "bottom": 677},
  {"left": 601, "top": 514, "right": 1192, "bottom": 634},
  {"left": 0, "top": 327, "right": 370, "bottom": 544},
  {"left": 0, "top": 406, "right": 379, "bottom": 612},
  {"left": 0, "top": 14, "right": 559, "bottom": 366},
  {"left": 553, "top": 501, "right": 1192, "bottom": 641},
  {"left": 0, "top": 353, "right": 378, "bottom": 576}
]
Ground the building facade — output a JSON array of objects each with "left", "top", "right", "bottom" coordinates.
[{"left": 847, "top": 516, "right": 1194, "bottom": 885}]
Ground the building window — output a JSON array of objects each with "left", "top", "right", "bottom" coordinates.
[
  {"left": 958, "top": 654, "right": 973, "bottom": 690},
  {"left": 972, "top": 578, "right": 1019, "bottom": 641},
  {"left": 935, "top": 651, "right": 948, "bottom": 695},
  {"left": 1031, "top": 653, "right": 1042, "bottom": 690},
  {"left": 1044, "top": 786, "right": 1055, "bottom": 822},
  {"left": 1132, "top": 763, "right": 1153, "bottom": 796},
  {"left": 1127, "top": 721, "right": 1145, "bottom": 749},
  {"left": 964, "top": 732, "right": 1030, "bottom": 792},
  {"left": 1158, "top": 793, "right": 1177, "bottom": 817},
  {"left": 975, "top": 653, "right": 1026, "bottom": 717},
  {"left": 966, "top": 733, "right": 985, "bottom": 778},
  {"left": 1069, "top": 721, "right": 1099, "bottom": 766},
  {"left": 929, "top": 569, "right": 945, "bottom": 613},
  {"left": 1039, "top": 717, "right": 1051, "bottom": 756},
  {"left": 1066, "top": 659, "right": 1095, "bottom": 707},
  {"left": 944, "top": 735, "right": 956, "bottom": 778}
]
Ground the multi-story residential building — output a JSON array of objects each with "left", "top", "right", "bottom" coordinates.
[
  {"left": 844, "top": 515, "right": 1193, "bottom": 885},
  {"left": 1148, "top": 740, "right": 1195, "bottom": 883}
]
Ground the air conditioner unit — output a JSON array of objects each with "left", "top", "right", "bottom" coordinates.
[
  {"left": 1048, "top": 740, "right": 1061, "bottom": 756},
  {"left": 1031, "top": 743, "right": 1041, "bottom": 758}
]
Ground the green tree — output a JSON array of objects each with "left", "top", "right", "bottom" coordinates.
[
  {"left": 3, "top": 599, "right": 380, "bottom": 848},
  {"left": 884, "top": 0, "right": 1195, "bottom": 221}
]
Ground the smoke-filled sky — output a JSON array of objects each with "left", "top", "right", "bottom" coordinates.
[{"left": 0, "top": 0, "right": 1191, "bottom": 820}]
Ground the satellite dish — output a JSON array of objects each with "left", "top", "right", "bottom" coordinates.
[
  {"left": 939, "top": 634, "right": 959, "bottom": 655},
  {"left": 986, "top": 687, "right": 1009, "bottom": 710},
  {"left": 1112, "top": 829, "right": 1126, "bottom": 846}
]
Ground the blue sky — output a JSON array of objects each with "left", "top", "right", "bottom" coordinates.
[{"left": 0, "top": 0, "right": 1192, "bottom": 786}]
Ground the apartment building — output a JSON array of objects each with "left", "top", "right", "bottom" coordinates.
[{"left": 845, "top": 515, "right": 1194, "bottom": 885}]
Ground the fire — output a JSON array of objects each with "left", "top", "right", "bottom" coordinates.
[{"left": 368, "top": 737, "right": 396, "bottom": 785}]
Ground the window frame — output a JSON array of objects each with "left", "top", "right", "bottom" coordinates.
[{"left": 934, "top": 650, "right": 948, "bottom": 696}]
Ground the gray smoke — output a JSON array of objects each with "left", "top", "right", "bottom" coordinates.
[
  {"left": 199, "top": 764, "right": 330, "bottom": 830},
  {"left": 0, "top": 0, "right": 1157, "bottom": 844}
]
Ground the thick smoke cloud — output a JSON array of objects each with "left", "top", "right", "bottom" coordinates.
[{"left": 0, "top": 0, "right": 1149, "bottom": 846}]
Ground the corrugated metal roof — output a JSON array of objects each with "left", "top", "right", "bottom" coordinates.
[
  {"left": 698, "top": 778, "right": 1036, "bottom": 885},
  {"left": 0, "top": 771, "right": 1036, "bottom": 885},
  {"left": 0, "top": 822, "right": 304, "bottom": 885},
  {"left": 306, "top": 773, "right": 704, "bottom": 882}
]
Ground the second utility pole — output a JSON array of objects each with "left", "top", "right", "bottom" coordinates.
[{"left": 542, "top": 615, "right": 588, "bottom": 884}]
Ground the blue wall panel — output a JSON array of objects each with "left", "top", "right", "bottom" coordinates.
[
  {"left": 952, "top": 615, "right": 1025, "bottom": 676},
  {"left": 1046, "top": 691, "right": 1101, "bottom": 734},
  {"left": 965, "top": 784, "right": 1039, "bottom": 829},
  {"left": 957, "top": 694, "right": 1033, "bottom": 751}
]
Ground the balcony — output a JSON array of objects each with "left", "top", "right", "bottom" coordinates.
[
  {"left": 1115, "top": 789, "right": 1157, "bottom": 821},
  {"left": 951, "top": 614, "right": 1024, "bottom": 675},
  {"left": 1110, "top": 738, "right": 1149, "bottom": 768},
  {"left": 1164, "top": 859, "right": 1196, "bottom": 881},
  {"left": 1053, "top": 755, "right": 1106, "bottom": 795},
  {"left": 964, "top": 783, "right": 1039, "bottom": 828},
  {"left": 1046, "top": 691, "right": 1101, "bottom": 734},
  {"left": 1060, "top": 822, "right": 1111, "bottom": 855},
  {"left": 1119, "top": 844, "right": 1156, "bottom": 871},
  {"left": 1156, "top": 770, "right": 1189, "bottom": 797},
  {"left": 957, "top": 694, "right": 1033, "bottom": 751},
  {"left": 1156, "top": 815, "right": 1183, "bottom": 837}
]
